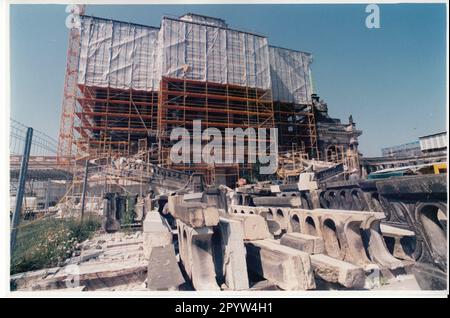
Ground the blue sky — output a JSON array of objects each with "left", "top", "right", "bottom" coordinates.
[{"left": 10, "top": 3, "right": 447, "bottom": 156}]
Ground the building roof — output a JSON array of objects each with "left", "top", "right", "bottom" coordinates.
[
  {"left": 418, "top": 131, "right": 447, "bottom": 139},
  {"left": 80, "top": 14, "right": 159, "bottom": 29}
]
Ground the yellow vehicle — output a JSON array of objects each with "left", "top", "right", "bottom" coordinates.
[{"left": 432, "top": 162, "right": 447, "bottom": 174}]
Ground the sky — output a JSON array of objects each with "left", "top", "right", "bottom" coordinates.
[{"left": 10, "top": 3, "right": 447, "bottom": 157}]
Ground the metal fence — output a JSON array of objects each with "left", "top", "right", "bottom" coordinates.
[{"left": 10, "top": 118, "right": 58, "bottom": 156}]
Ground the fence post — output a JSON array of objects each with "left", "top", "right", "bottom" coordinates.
[
  {"left": 80, "top": 159, "right": 89, "bottom": 222},
  {"left": 10, "top": 127, "right": 33, "bottom": 255},
  {"left": 44, "top": 178, "right": 51, "bottom": 210}
]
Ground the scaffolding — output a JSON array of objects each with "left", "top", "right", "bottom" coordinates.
[
  {"left": 60, "top": 77, "right": 320, "bottom": 187},
  {"left": 157, "top": 76, "right": 275, "bottom": 185},
  {"left": 57, "top": 24, "right": 82, "bottom": 166},
  {"left": 56, "top": 14, "right": 322, "bottom": 187},
  {"left": 325, "top": 144, "right": 346, "bottom": 163},
  {"left": 74, "top": 85, "right": 158, "bottom": 159},
  {"left": 273, "top": 101, "right": 319, "bottom": 160}
]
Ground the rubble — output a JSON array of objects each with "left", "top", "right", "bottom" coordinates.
[
  {"left": 11, "top": 232, "right": 147, "bottom": 291},
  {"left": 11, "top": 164, "right": 443, "bottom": 294}
]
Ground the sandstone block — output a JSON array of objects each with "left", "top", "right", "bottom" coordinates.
[
  {"left": 225, "top": 214, "right": 271, "bottom": 240},
  {"left": 246, "top": 239, "right": 315, "bottom": 290},
  {"left": 280, "top": 233, "right": 325, "bottom": 254},
  {"left": 310, "top": 254, "right": 365, "bottom": 289}
]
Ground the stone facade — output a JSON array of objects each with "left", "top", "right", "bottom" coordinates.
[{"left": 313, "top": 95, "right": 362, "bottom": 170}]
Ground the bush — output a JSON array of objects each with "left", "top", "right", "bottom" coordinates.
[{"left": 11, "top": 214, "right": 101, "bottom": 275}]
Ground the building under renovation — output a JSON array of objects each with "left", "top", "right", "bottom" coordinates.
[
  {"left": 11, "top": 11, "right": 446, "bottom": 293},
  {"left": 58, "top": 13, "right": 361, "bottom": 186}
]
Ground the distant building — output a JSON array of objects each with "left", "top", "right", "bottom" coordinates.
[
  {"left": 381, "top": 131, "right": 447, "bottom": 158},
  {"left": 419, "top": 132, "right": 447, "bottom": 154},
  {"left": 364, "top": 132, "right": 447, "bottom": 175},
  {"left": 381, "top": 141, "right": 422, "bottom": 158}
]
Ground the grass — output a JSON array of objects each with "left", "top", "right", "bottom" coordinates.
[{"left": 11, "top": 214, "right": 101, "bottom": 275}]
